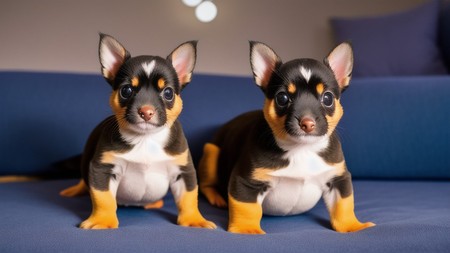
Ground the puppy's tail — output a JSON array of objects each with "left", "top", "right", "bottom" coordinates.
[
  {"left": 60, "top": 180, "right": 88, "bottom": 197},
  {"left": 198, "top": 143, "right": 227, "bottom": 208}
]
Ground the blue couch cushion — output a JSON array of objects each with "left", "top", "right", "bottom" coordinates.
[
  {"left": 0, "top": 179, "right": 449, "bottom": 252},
  {"left": 331, "top": 0, "right": 448, "bottom": 77}
]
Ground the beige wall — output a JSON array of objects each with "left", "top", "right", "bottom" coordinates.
[{"left": 0, "top": 0, "right": 426, "bottom": 76}]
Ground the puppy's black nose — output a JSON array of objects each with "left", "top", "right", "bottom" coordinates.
[
  {"left": 300, "top": 117, "right": 315, "bottom": 133},
  {"left": 138, "top": 105, "right": 155, "bottom": 122}
]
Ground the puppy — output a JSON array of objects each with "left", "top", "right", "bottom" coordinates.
[
  {"left": 199, "top": 41, "right": 375, "bottom": 234},
  {"left": 60, "top": 34, "right": 216, "bottom": 230}
]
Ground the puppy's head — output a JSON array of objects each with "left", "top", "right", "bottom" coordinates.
[
  {"left": 250, "top": 41, "right": 353, "bottom": 144},
  {"left": 98, "top": 34, "right": 197, "bottom": 134}
]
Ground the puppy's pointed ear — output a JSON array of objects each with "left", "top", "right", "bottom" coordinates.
[
  {"left": 99, "top": 33, "right": 130, "bottom": 85},
  {"left": 325, "top": 42, "right": 353, "bottom": 91},
  {"left": 250, "top": 41, "right": 282, "bottom": 90},
  {"left": 167, "top": 41, "right": 197, "bottom": 88}
]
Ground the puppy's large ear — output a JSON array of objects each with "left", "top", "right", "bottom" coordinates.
[
  {"left": 324, "top": 42, "right": 353, "bottom": 91},
  {"left": 99, "top": 33, "right": 130, "bottom": 85},
  {"left": 250, "top": 41, "right": 282, "bottom": 90},
  {"left": 167, "top": 41, "right": 197, "bottom": 88}
]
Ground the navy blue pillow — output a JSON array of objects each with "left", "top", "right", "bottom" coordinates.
[{"left": 331, "top": 0, "right": 448, "bottom": 77}]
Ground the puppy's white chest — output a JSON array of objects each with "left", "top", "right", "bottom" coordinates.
[
  {"left": 115, "top": 162, "right": 173, "bottom": 206},
  {"left": 117, "top": 128, "right": 172, "bottom": 164},
  {"left": 112, "top": 129, "right": 178, "bottom": 206},
  {"left": 261, "top": 150, "right": 335, "bottom": 216}
]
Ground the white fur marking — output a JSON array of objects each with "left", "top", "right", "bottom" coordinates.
[
  {"left": 260, "top": 136, "right": 337, "bottom": 216},
  {"left": 113, "top": 161, "right": 173, "bottom": 206},
  {"left": 300, "top": 66, "right": 312, "bottom": 83},
  {"left": 277, "top": 135, "right": 329, "bottom": 154},
  {"left": 262, "top": 178, "right": 323, "bottom": 215},
  {"left": 118, "top": 126, "right": 171, "bottom": 164},
  {"left": 110, "top": 126, "right": 184, "bottom": 206},
  {"left": 142, "top": 60, "right": 156, "bottom": 78}
]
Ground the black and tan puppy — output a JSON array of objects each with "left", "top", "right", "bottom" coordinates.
[
  {"left": 61, "top": 34, "right": 215, "bottom": 230},
  {"left": 199, "top": 41, "right": 374, "bottom": 234}
]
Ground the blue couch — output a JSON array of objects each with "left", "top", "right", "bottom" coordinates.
[{"left": 0, "top": 71, "right": 449, "bottom": 253}]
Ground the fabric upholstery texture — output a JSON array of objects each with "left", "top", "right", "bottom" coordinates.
[
  {"left": 0, "top": 179, "right": 449, "bottom": 253},
  {"left": 1, "top": 71, "right": 449, "bottom": 252},
  {"left": 1, "top": 72, "right": 449, "bottom": 179},
  {"left": 331, "top": 0, "right": 448, "bottom": 77}
]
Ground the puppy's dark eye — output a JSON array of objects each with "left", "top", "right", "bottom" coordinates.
[
  {"left": 322, "top": 91, "right": 334, "bottom": 107},
  {"left": 275, "top": 92, "right": 290, "bottom": 107},
  {"left": 163, "top": 87, "right": 174, "bottom": 101},
  {"left": 120, "top": 85, "right": 134, "bottom": 99}
]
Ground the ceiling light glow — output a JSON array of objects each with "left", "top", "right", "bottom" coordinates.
[
  {"left": 195, "top": 1, "right": 217, "bottom": 23},
  {"left": 182, "top": 0, "right": 202, "bottom": 7}
]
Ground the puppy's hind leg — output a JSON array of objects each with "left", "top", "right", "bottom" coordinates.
[{"left": 198, "top": 143, "right": 227, "bottom": 208}]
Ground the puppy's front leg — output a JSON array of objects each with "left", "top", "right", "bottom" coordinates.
[
  {"left": 323, "top": 170, "right": 375, "bottom": 232},
  {"left": 80, "top": 164, "right": 119, "bottom": 229},
  {"left": 227, "top": 175, "right": 266, "bottom": 234},
  {"left": 171, "top": 151, "right": 216, "bottom": 229},
  {"left": 80, "top": 187, "right": 118, "bottom": 229}
]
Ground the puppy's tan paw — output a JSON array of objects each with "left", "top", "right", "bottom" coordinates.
[
  {"left": 178, "top": 213, "right": 217, "bottom": 229},
  {"left": 333, "top": 220, "right": 375, "bottom": 233},
  {"left": 208, "top": 193, "right": 227, "bottom": 208},
  {"left": 79, "top": 215, "right": 119, "bottom": 229},
  {"left": 228, "top": 225, "right": 266, "bottom": 235},
  {"left": 144, "top": 200, "right": 164, "bottom": 209}
]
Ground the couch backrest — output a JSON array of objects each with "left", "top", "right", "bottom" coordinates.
[
  {"left": 0, "top": 72, "right": 263, "bottom": 177},
  {"left": 340, "top": 76, "right": 450, "bottom": 179},
  {"left": 0, "top": 72, "right": 111, "bottom": 176},
  {"left": 1, "top": 71, "right": 449, "bottom": 179}
]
